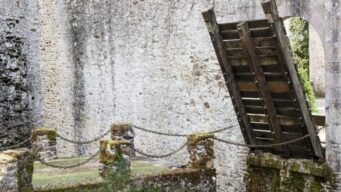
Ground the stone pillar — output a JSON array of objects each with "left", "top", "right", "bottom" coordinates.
[
  {"left": 31, "top": 128, "right": 57, "bottom": 161},
  {"left": 111, "top": 123, "right": 135, "bottom": 157},
  {"left": 309, "top": 24, "right": 325, "bottom": 97},
  {"left": 0, "top": 148, "right": 34, "bottom": 192},
  {"left": 187, "top": 133, "right": 215, "bottom": 169},
  {"left": 99, "top": 140, "right": 131, "bottom": 178}
]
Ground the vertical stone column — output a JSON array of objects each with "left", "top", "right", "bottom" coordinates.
[
  {"left": 111, "top": 123, "right": 135, "bottom": 157},
  {"left": 187, "top": 133, "right": 215, "bottom": 169},
  {"left": 325, "top": 0, "right": 341, "bottom": 190},
  {"left": 31, "top": 128, "right": 57, "bottom": 161},
  {"left": 0, "top": 148, "right": 34, "bottom": 192},
  {"left": 99, "top": 140, "right": 131, "bottom": 178}
]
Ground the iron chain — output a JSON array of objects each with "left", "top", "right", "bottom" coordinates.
[
  {"left": 56, "top": 128, "right": 111, "bottom": 144},
  {"left": 0, "top": 137, "right": 31, "bottom": 151},
  {"left": 132, "top": 125, "right": 188, "bottom": 137},
  {"left": 213, "top": 127, "right": 325, "bottom": 148},
  {"left": 134, "top": 141, "right": 188, "bottom": 159},
  {"left": 208, "top": 124, "right": 238, "bottom": 134},
  {"left": 132, "top": 124, "right": 238, "bottom": 137},
  {"left": 37, "top": 150, "right": 100, "bottom": 169}
]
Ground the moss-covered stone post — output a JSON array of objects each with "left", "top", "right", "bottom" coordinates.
[
  {"left": 99, "top": 140, "right": 131, "bottom": 178},
  {"left": 186, "top": 132, "right": 215, "bottom": 169},
  {"left": 31, "top": 128, "right": 57, "bottom": 161},
  {"left": 111, "top": 123, "right": 135, "bottom": 157},
  {"left": 0, "top": 148, "right": 34, "bottom": 192}
]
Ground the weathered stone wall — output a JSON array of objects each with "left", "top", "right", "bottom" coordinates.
[
  {"left": 38, "top": 1, "right": 257, "bottom": 191},
  {"left": 1, "top": 0, "right": 340, "bottom": 191},
  {"left": 35, "top": 0, "right": 341, "bottom": 191},
  {"left": 0, "top": 0, "right": 41, "bottom": 148}
]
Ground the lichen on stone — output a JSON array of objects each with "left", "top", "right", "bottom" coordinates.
[
  {"left": 245, "top": 153, "right": 336, "bottom": 192},
  {"left": 187, "top": 132, "right": 215, "bottom": 169},
  {"left": 31, "top": 128, "right": 57, "bottom": 145}
]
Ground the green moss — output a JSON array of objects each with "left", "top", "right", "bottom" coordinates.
[
  {"left": 187, "top": 132, "right": 214, "bottom": 145},
  {"left": 32, "top": 128, "right": 57, "bottom": 145},
  {"left": 110, "top": 123, "right": 132, "bottom": 138},
  {"left": 246, "top": 153, "right": 336, "bottom": 192},
  {"left": 288, "top": 17, "right": 317, "bottom": 112}
]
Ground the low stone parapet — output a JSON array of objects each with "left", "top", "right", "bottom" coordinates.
[
  {"left": 0, "top": 148, "right": 34, "bottom": 192},
  {"left": 245, "top": 152, "right": 335, "bottom": 192},
  {"left": 31, "top": 128, "right": 57, "bottom": 161}
]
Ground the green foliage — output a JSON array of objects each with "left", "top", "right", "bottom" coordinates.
[
  {"left": 103, "top": 156, "right": 131, "bottom": 192},
  {"left": 288, "top": 17, "right": 317, "bottom": 112}
]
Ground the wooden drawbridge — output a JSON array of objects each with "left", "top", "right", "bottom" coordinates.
[{"left": 203, "top": 0, "right": 323, "bottom": 159}]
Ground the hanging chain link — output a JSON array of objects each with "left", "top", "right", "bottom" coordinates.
[
  {"left": 37, "top": 150, "right": 100, "bottom": 169},
  {"left": 56, "top": 128, "right": 112, "bottom": 144},
  {"left": 214, "top": 127, "right": 325, "bottom": 148},
  {"left": 132, "top": 124, "right": 238, "bottom": 137},
  {"left": 132, "top": 125, "right": 188, "bottom": 137},
  {"left": 208, "top": 124, "right": 238, "bottom": 134},
  {"left": 0, "top": 137, "right": 32, "bottom": 151},
  {"left": 134, "top": 141, "right": 188, "bottom": 159}
]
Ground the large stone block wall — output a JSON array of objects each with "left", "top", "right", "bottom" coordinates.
[
  {"left": 0, "top": 0, "right": 40, "bottom": 148},
  {"left": 1, "top": 0, "right": 340, "bottom": 191},
  {"left": 38, "top": 1, "right": 257, "bottom": 191}
]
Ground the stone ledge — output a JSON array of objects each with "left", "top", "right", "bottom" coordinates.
[
  {"left": 247, "top": 152, "right": 332, "bottom": 177},
  {"left": 245, "top": 152, "right": 336, "bottom": 192}
]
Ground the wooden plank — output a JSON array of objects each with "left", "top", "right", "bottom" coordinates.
[
  {"left": 238, "top": 22, "right": 289, "bottom": 155},
  {"left": 276, "top": 107, "right": 300, "bottom": 117},
  {"left": 221, "top": 27, "right": 272, "bottom": 40},
  {"left": 262, "top": 64, "right": 280, "bottom": 72},
  {"left": 243, "top": 98, "right": 263, "bottom": 106},
  {"left": 248, "top": 114, "right": 301, "bottom": 126},
  {"left": 254, "top": 130, "right": 304, "bottom": 141},
  {"left": 256, "top": 46, "right": 276, "bottom": 56},
  {"left": 273, "top": 99, "right": 295, "bottom": 108},
  {"left": 223, "top": 37, "right": 275, "bottom": 49},
  {"left": 235, "top": 73, "right": 254, "bottom": 81},
  {"left": 251, "top": 122, "right": 270, "bottom": 130},
  {"left": 251, "top": 122, "right": 303, "bottom": 133},
  {"left": 261, "top": 0, "right": 323, "bottom": 159},
  {"left": 243, "top": 98, "right": 295, "bottom": 108},
  {"left": 240, "top": 91, "right": 259, "bottom": 98},
  {"left": 237, "top": 81, "right": 290, "bottom": 93},
  {"left": 245, "top": 105, "right": 266, "bottom": 114},
  {"left": 219, "top": 19, "right": 269, "bottom": 31},
  {"left": 246, "top": 106, "right": 300, "bottom": 117},
  {"left": 235, "top": 72, "right": 284, "bottom": 82},
  {"left": 270, "top": 92, "right": 293, "bottom": 100},
  {"left": 312, "top": 114, "right": 325, "bottom": 126},
  {"left": 202, "top": 9, "right": 256, "bottom": 145}
]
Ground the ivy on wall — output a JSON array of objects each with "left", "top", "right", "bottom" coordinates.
[{"left": 288, "top": 17, "right": 317, "bottom": 112}]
